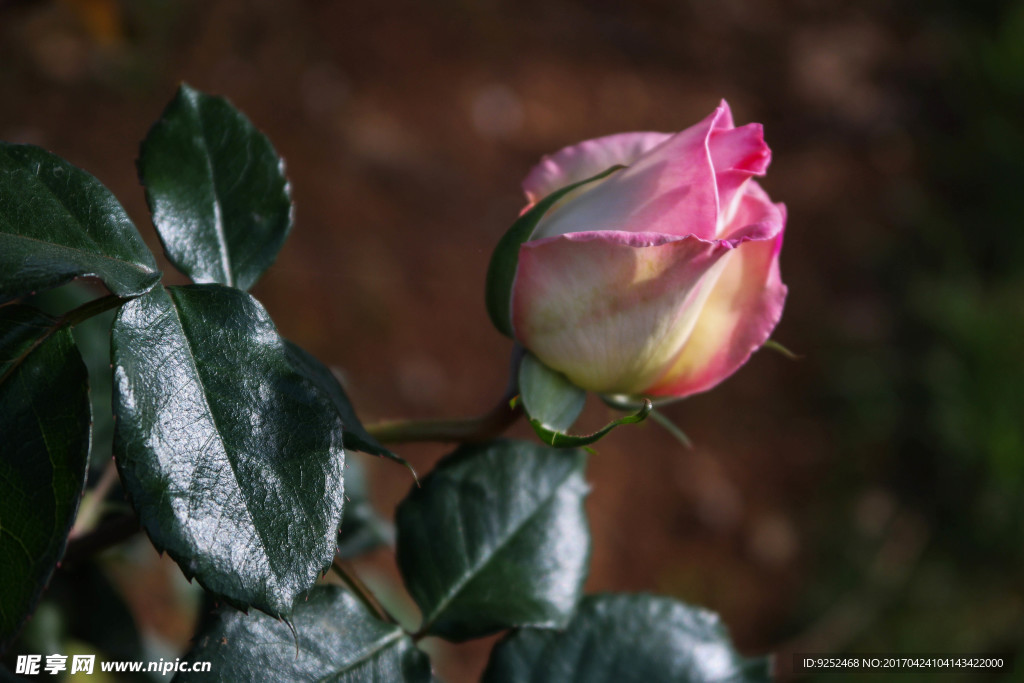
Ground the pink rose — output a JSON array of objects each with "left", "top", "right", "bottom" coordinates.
[{"left": 498, "top": 101, "right": 786, "bottom": 398}]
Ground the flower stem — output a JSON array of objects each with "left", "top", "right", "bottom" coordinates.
[
  {"left": 365, "top": 398, "right": 522, "bottom": 444},
  {"left": 365, "top": 347, "right": 524, "bottom": 444}
]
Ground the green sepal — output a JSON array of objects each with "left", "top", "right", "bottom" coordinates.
[
  {"left": 518, "top": 352, "right": 586, "bottom": 434},
  {"left": 762, "top": 338, "right": 801, "bottom": 360},
  {"left": 485, "top": 165, "right": 624, "bottom": 338},
  {"left": 524, "top": 397, "right": 652, "bottom": 448}
]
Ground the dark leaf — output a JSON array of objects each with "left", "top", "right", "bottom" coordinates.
[
  {"left": 283, "top": 340, "right": 409, "bottom": 469},
  {"left": 0, "top": 142, "right": 160, "bottom": 303},
  {"left": 178, "top": 585, "right": 431, "bottom": 682},
  {"left": 396, "top": 440, "right": 590, "bottom": 642},
  {"left": 138, "top": 84, "right": 292, "bottom": 290},
  {"left": 111, "top": 284, "right": 345, "bottom": 617},
  {"left": 485, "top": 165, "right": 623, "bottom": 337},
  {"left": 25, "top": 282, "right": 118, "bottom": 469},
  {"left": 483, "top": 594, "right": 772, "bottom": 683},
  {"left": 0, "top": 306, "right": 90, "bottom": 652}
]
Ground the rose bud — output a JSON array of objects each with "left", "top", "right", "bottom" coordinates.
[{"left": 491, "top": 101, "right": 786, "bottom": 399}]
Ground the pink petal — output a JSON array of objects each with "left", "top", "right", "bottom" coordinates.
[
  {"left": 710, "top": 122, "right": 772, "bottom": 228},
  {"left": 523, "top": 100, "right": 772, "bottom": 243},
  {"left": 529, "top": 107, "right": 725, "bottom": 241},
  {"left": 511, "top": 225, "right": 769, "bottom": 395},
  {"left": 522, "top": 132, "right": 672, "bottom": 204},
  {"left": 645, "top": 184, "right": 786, "bottom": 397}
]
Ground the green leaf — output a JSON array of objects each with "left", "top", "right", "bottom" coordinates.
[
  {"left": 485, "top": 165, "right": 624, "bottom": 337},
  {"left": 0, "top": 142, "right": 160, "bottom": 303},
  {"left": 337, "top": 453, "right": 393, "bottom": 559},
  {"left": 283, "top": 340, "right": 412, "bottom": 474},
  {"left": 111, "top": 284, "right": 345, "bottom": 617},
  {"left": 26, "top": 282, "right": 119, "bottom": 469},
  {"left": 138, "top": 84, "right": 293, "bottom": 290},
  {"left": 396, "top": 440, "right": 590, "bottom": 642},
  {"left": 178, "top": 585, "right": 432, "bottom": 682},
  {"left": 519, "top": 352, "right": 586, "bottom": 433},
  {"left": 482, "top": 594, "right": 772, "bottom": 683},
  {"left": 527, "top": 399, "right": 652, "bottom": 448},
  {"left": 0, "top": 305, "right": 90, "bottom": 652}
]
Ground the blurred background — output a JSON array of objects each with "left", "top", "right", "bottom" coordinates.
[{"left": 2, "top": 0, "right": 1022, "bottom": 680}]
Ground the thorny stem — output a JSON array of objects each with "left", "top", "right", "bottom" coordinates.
[
  {"left": 331, "top": 556, "right": 395, "bottom": 624},
  {"left": 365, "top": 347, "right": 525, "bottom": 444}
]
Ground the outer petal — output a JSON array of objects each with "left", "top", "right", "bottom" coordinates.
[
  {"left": 511, "top": 224, "right": 772, "bottom": 395},
  {"left": 530, "top": 106, "right": 726, "bottom": 241},
  {"left": 645, "top": 183, "right": 786, "bottom": 397},
  {"left": 709, "top": 122, "right": 771, "bottom": 230},
  {"left": 525, "top": 101, "right": 772, "bottom": 243},
  {"left": 523, "top": 132, "right": 672, "bottom": 204}
]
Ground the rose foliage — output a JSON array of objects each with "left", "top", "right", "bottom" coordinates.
[{"left": 0, "top": 87, "right": 781, "bottom": 681}]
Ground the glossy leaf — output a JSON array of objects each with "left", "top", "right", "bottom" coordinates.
[
  {"left": 483, "top": 594, "right": 772, "bottom": 683},
  {"left": 0, "top": 142, "right": 160, "bottom": 302},
  {"left": 396, "top": 440, "right": 590, "bottom": 642},
  {"left": 283, "top": 340, "right": 409, "bottom": 468},
  {"left": 26, "top": 282, "right": 118, "bottom": 468},
  {"left": 337, "top": 453, "right": 393, "bottom": 559},
  {"left": 179, "top": 585, "right": 431, "bottom": 682},
  {"left": 527, "top": 398, "right": 652, "bottom": 448},
  {"left": 138, "top": 84, "right": 292, "bottom": 290},
  {"left": 111, "top": 284, "right": 345, "bottom": 617},
  {"left": 485, "top": 165, "right": 624, "bottom": 337},
  {"left": 0, "top": 306, "right": 90, "bottom": 651},
  {"left": 518, "top": 352, "right": 585, "bottom": 434}
]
